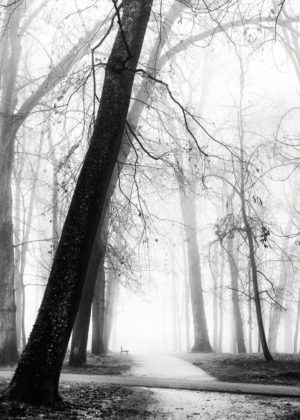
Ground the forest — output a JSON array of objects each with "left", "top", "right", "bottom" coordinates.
[{"left": 0, "top": 0, "right": 300, "bottom": 418}]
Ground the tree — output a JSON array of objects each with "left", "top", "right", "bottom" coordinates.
[
  {"left": 68, "top": 0, "right": 188, "bottom": 365},
  {"left": 0, "top": 0, "right": 23, "bottom": 365},
  {"left": 176, "top": 163, "right": 212, "bottom": 353},
  {"left": 1, "top": 0, "right": 153, "bottom": 404},
  {"left": 227, "top": 227, "right": 246, "bottom": 353},
  {"left": 0, "top": 0, "right": 110, "bottom": 364}
]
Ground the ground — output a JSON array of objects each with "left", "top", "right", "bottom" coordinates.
[{"left": 1, "top": 352, "right": 300, "bottom": 419}]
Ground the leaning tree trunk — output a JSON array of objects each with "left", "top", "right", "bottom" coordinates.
[
  {"left": 227, "top": 234, "right": 246, "bottom": 353},
  {"left": 68, "top": 0, "right": 185, "bottom": 365},
  {"left": 1, "top": 0, "right": 152, "bottom": 404}
]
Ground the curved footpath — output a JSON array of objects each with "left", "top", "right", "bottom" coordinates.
[{"left": 0, "top": 370, "right": 299, "bottom": 398}]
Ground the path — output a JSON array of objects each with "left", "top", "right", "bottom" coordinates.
[
  {"left": 126, "top": 353, "right": 214, "bottom": 381},
  {"left": 1, "top": 354, "right": 300, "bottom": 398},
  {"left": 1, "top": 355, "right": 300, "bottom": 418}
]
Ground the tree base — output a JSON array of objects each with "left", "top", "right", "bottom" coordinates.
[
  {"left": 191, "top": 341, "right": 213, "bottom": 353},
  {"left": 69, "top": 350, "right": 86, "bottom": 367},
  {"left": 0, "top": 375, "right": 62, "bottom": 405}
]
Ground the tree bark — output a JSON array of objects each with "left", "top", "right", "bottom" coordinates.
[{"left": 2, "top": 0, "right": 152, "bottom": 403}]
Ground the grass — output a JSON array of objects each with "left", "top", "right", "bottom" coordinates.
[
  {"left": 180, "top": 352, "right": 300, "bottom": 386},
  {"left": 62, "top": 352, "right": 134, "bottom": 375}
]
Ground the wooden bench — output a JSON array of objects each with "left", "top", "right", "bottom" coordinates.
[{"left": 120, "top": 346, "right": 129, "bottom": 355}]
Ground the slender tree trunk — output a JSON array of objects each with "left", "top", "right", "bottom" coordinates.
[
  {"left": 69, "top": 250, "right": 105, "bottom": 365},
  {"left": 182, "top": 241, "right": 191, "bottom": 352},
  {"left": 217, "top": 246, "right": 225, "bottom": 353},
  {"left": 103, "top": 269, "right": 118, "bottom": 353},
  {"left": 238, "top": 62, "right": 272, "bottom": 362},
  {"left": 268, "top": 246, "right": 289, "bottom": 352},
  {"left": 242, "top": 210, "right": 272, "bottom": 361},
  {"left": 69, "top": 215, "right": 107, "bottom": 366},
  {"left": 211, "top": 245, "right": 219, "bottom": 351},
  {"left": 0, "top": 2, "right": 23, "bottom": 365},
  {"left": 284, "top": 299, "right": 293, "bottom": 353},
  {"left": 294, "top": 288, "right": 300, "bottom": 354},
  {"left": 92, "top": 263, "right": 106, "bottom": 355},
  {"left": 227, "top": 234, "right": 246, "bottom": 353},
  {"left": 2, "top": 1, "right": 152, "bottom": 403},
  {"left": 14, "top": 151, "right": 25, "bottom": 351},
  {"left": 182, "top": 192, "right": 212, "bottom": 353},
  {"left": 248, "top": 280, "right": 253, "bottom": 353}
]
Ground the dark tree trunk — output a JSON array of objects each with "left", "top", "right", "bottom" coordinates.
[
  {"left": 92, "top": 263, "right": 106, "bottom": 355},
  {"left": 1, "top": 0, "right": 152, "bottom": 404},
  {"left": 69, "top": 248, "right": 105, "bottom": 366},
  {"left": 68, "top": 1, "right": 183, "bottom": 365},
  {"left": 69, "top": 206, "right": 108, "bottom": 365}
]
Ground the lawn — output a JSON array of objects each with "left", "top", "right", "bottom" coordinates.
[{"left": 180, "top": 352, "right": 300, "bottom": 386}]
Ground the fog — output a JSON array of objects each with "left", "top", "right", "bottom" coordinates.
[{"left": 1, "top": 0, "right": 300, "bottom": 364}]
